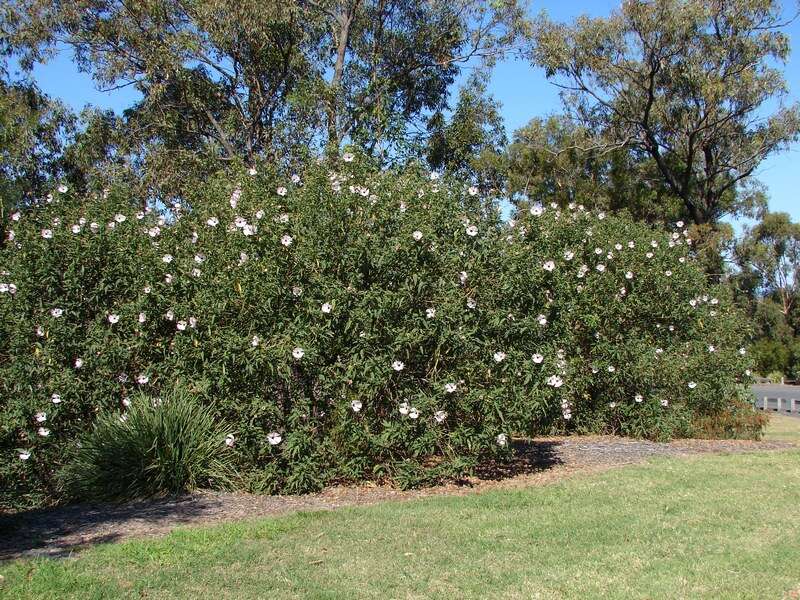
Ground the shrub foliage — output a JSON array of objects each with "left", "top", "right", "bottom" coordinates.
[{"left": 0, "top": 158, "right": 755, "bottom": 507}]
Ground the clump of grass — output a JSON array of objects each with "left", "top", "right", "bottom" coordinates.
[{"left": 60, "top": 391, "right": 238, "bottom": 501}]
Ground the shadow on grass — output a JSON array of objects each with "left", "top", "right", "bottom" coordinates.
[{"left": 0, "top": 440, "right": 567, "bottom": 561}]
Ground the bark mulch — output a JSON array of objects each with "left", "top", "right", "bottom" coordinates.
[{"left": 0, "top": 436, "right": 794, "bottom": 561}]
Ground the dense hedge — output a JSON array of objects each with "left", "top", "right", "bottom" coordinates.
[{"left": 0, "top": 158, "right": 756, "bottom": 508}]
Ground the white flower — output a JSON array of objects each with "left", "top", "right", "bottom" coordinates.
[
  {"left": 651, "top": 240, "right": 658, "bottom": 248},
  {"left": 71, "top": 224, "right": 81, "bottom": 233},
  {"left": 609, "top": 402, "right": 617, "bottom": 408},
  {"left": 50, "top": 308, "right": 63, "bottom": 318},
  {"left": 112, "top": 213, "right": 126, "bottom": 224},
  {"left": 412, "top": 230, "right": 423, "bottom": 241},
  {"left": 444, "top": 382, "right": 457, "bottom": 393},
  {"left": 459, "top": 271, "right": 468, "bottom": 285},
  {"left": 38, "top": 427, "right": 50, "bottom": 437},
  {"left": 537, "top": 314, "right": 547, "bottom": 326},
  {"left": 206, "top": 217, "right": 219, "bottom": 227},
  {"left": 277, "top": 213, "right": 290, "bottom": 224},
  {"left": 391, "top": 360, "right": 405, "bottom": 372},
  {"left": 465, "top": 225, "right": 478, "bottom": 237},
  {"left": 425, "top": 307, "right": 436, "bottom": 319},
  {"left": 408, "top": 407, "right": 420, "bottom": 419},
  {"left": 292, "top": 347, "right": 305, "bottom": 360},
  {"left": 625, "top": 271, "right": 634, "bottom": 280},
  {"left": 530, "top": 203, "right": 544, "bottom": 216},
  {"left": 267, "top": 431, "right": 282, "bottom": 445},
  {"left": 41, "top": 229, "right": 53, "bottom": 239},
  {"left": 466, "top": 297, "right": 477, "bottom": 309},
  {"left": 596, "top": 264, "right": 606, "bottom": 272},
  {"left": 688, "top": 381, "right": 697, "bottom": 389},
  {"left": 11, "top": 211, "right": 20, "bottom": 221},
  {"left": 292, "top": 286, "right": 303, "bottom": 297},
  {"left": 434, "top": 410, "right": 447, "bottom": 423},
  {"left": 291, "top": 173, "right": 301, "bottom": 183},
  {"left": 627, "top": 241, "right": 635, "bottom": 248},
  {"left": 607, "top": 365, "right": 615, "bottom": 373},
  {"left": 35, "top": 411, "right": 47, "bottom": 423},
  {"left": 597, "top": 212, "right": 606, "bottom": 220},
  {"left": 468, "top": 186, "right": 478, "bottom": 196},
  {"left": 343, "top": 152, "right": 355, "bottom": 162},
  {"left": 90, "top": 222, "right": 100, "bottom": 232},
  {"left": 546, "top": 375, "right": 564, "bottom": 388},
  {"left": 247, "top": 166, "right": 258, "bottom": 176},
  {"left": 191, "top": 268, "right": 202, "bottom": 277},
  {"left": 122, "top": 397, "right": 131, "bottom": 407},
  {"left": 321, "top": 302, "right": 332, "bottom": 314},
  {"left": 563, "top": 250, "right": 574, "bottom": 261},
  {"left": 19, "top": 451, "right": 31, "bottom": 460},
  {"left": 745, "top": 369, "right": 752, "bottom": 376},
  {"left": 532, "top": 353, "right": 544, "bottom": 364},
  {"left": 36, "top": 325, "right": 45, "bottom": 337},
  {"left": 165, "top": 309, "right": 175, "bottom": 321},
  {"left": 136, "top": 374, "right": 149, "bottom": 385},
  {"left": 108, "top": 314, "right": 120, "bottom": 324},
  {"left": 493, "top": 351, "right": 506, "bottom": 363},
  {"left": 399, "top": 401, "right": 410, "bottom": 415},
  {"left": 351, "top": 400, "right": 363, "bottom": 412},
  {"left": 543, "top": 260, "right": 555, "bottom": 272},
  {"left": 594, "top": 248, "right": 603, "bottom": 255},
  {"left": 665, "top": 270, "right": 672, "bottom": 277},
  {"left": 739, "top": 348, "right": 746, "bottom": 356},
  {"left": 251, "top": 335, "right": 260, "bottom": 347},
  {"left": 176, "top": 320, "right": 187, "bottom": 331},
  {"left": 281, "top": 234, "right": 293, "bottom": 247},
  {"left": 660, "top": 399, "right": 669, "bottom": 407},
  {"left": 645, "top": 252, "right": 654, "bottom": 259},
  {"left": 635, "top": 394, "right": 644, "bottom": 403},
  {"left": 429, "top": 171, "right": 440, "bottom": 180},
  {"left": 57, "top": 184, "right": 68, "bottom": 193},
  {"left": 496, "top": 433, "right": 508, "bottom": 447},
  {"left": 708, "top": 345, "right": 716, "bottom": 353},
  {"left": 225, "top": 433, "right": 235, "bottom": 447},
  {"left": 277, "top": 186, "right": 288, "bottom": 196}
]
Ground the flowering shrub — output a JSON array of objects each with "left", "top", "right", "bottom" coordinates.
[{"left": 0, "top": 158, "right": 756, "bottom": 508}]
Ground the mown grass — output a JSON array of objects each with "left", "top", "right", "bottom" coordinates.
[
  {"left": 2, "top": 447, "right": 800, "bottom": 599},
  {"left": 764, "top": 413, "right": 800, "bottom": 443}
]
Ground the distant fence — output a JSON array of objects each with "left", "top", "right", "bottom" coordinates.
[{"left": 755, "top": 396, "right": 800, "bottom": 414}]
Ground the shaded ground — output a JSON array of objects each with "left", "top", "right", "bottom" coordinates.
[{"left": 0, "top": 435, "right": 794, "bottom": 561}]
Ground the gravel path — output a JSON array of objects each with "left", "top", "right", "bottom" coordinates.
[{"left": 0, "top": 436, "right": 794, "bottom": 561}]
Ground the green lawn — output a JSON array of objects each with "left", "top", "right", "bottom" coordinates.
[{"left": 3, "top": 447, "right": 800, "bottom": 599}]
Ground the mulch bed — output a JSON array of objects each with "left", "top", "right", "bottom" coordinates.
[{"left": 0, "top": 436, "right": 794, "bottom": 561}]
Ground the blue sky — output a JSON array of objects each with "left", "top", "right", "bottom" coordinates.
[{"left": 20, "top": 0, "right": 800, "bottom": 224}]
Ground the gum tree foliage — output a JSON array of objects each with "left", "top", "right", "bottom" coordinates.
[
  {"left": 1, "top": 0, "right": 525, "bottom": 191},
  {"left": 529, "top": 0, "right": 800, "bottom": 227},
  {"left": 0, "top": 159, "right": 754, "bottom": 508}
]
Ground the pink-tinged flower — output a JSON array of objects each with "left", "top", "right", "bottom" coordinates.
[
  {"left": 225, "top": 434, "right": 235, "bottom": 447},
  {"left": 176, "top": 320, "right": 187, "bottom": 331},
  {"left": 122, "top": 397, "right": 131, "bottom": 407},
  {"left": 276, "top": 186, "right": 288, "bottom": 196},
  {"left": 496, "top": 433, "right": 508, "bottom": 447},
  {"left": 267, "top": 431, "right": 282, "bottom": 445},
  {"left": 19, "top": 451, "right": 31, "bottom": 460},
  {"left": 11, "top": 211, "right": 20, "bottom": 221},
  {"left": 35, "top": 411, "right": 46, "bottom": 423},
  {"left": 41, "top": 229, "right": 53, "bottom": 239},
  {"left": 529, "top": 203, "right": 544, "bottom": 216},
  {"left": 343, "top": 152, "right": 355, "bottom": 162},
  {"left": 136, "top": 374, "right": 149, "bottom": 385},
  {"left": 351, "top": 400, "right": 363, "bottom": 412},
  {"left": 57, "top": 184, "right": 68, "bottom": 193},
  {"left": 74, "top": 358, "right": 83, "bottom": 368},
  {"left": 37, "top": 427, "right": 50, "bottom": 437},
  {"left": 281, "top": 234, "right": 293, "bottom": 247},
  {"left": 546, "top": 375, "right": 563, "bottom": 388},
  {"left": 108, "top": 314, "right": 120, "bottom": 324},
  {"left": 50, "top": 308, "right": 63, "bottom": 318},
  {"left": 532, "top": 353, "right": 544, "bottom": 364},
  {"left": 543, "top": 260, "right": 555, "bottom": 272},
  {"left": 292, "top": 347, "right": 305, "bottom": 359}
]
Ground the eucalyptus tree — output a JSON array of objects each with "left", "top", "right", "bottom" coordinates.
[{"left": 529, "top": 0, "right": 800, "bottom": 227}]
